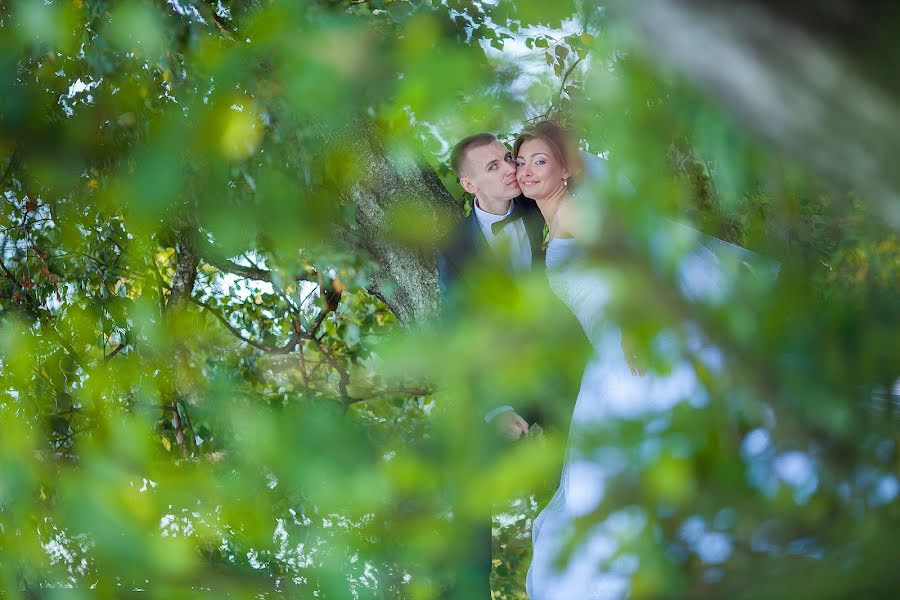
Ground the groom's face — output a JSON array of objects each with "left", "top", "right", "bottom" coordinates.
[{"left": 459, "top": 141, "right": 521, "bottom": 204}]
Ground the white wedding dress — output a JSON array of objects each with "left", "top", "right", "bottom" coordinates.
[{"left": 526, "top": 228, "right": 778, "bottom": 600}]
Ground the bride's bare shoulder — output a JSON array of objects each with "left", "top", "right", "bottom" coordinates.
[{"left": 553, "top": 197, "right": 580, "bottom": 239}]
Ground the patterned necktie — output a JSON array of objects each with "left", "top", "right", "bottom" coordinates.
[{"left": 490, "top": 207, "right": 523, "bottom": 235}]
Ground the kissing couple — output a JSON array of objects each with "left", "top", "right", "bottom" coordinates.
[{"left": 437, "top": 120, "right": 779, "bottom": 599}]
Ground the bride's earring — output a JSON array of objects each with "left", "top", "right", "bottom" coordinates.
[{"left": 563, "top": 178, "right": 568, "bottom": 187}]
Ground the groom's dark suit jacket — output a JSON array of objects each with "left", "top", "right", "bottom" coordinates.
[
  {"left": 434, "top": 196, "right": 588, "bottom": 599},
  {"left": 437, "top": 195, "right": 587, "bottom": 431},
  {"left": 437, "top": 196, "right": 546, "bottom": 296}
]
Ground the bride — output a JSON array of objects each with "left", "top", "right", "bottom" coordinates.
[{"left": 514, "top": 121, "right": 767, "bottom": 599}]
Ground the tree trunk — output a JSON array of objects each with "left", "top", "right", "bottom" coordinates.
[{"left": 341, "top": 121, "right": 462, "bottom": 324}]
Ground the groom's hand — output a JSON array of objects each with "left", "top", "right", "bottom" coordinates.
[{"left": 494, "top": 411, "right": 529, "bottom": 441}]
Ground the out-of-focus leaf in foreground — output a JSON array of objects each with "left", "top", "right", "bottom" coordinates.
[{"left": 0, "top": 0, "right": 897, "bottom": 598}]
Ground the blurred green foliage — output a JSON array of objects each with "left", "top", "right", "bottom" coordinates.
[{"left": 0, "top": 1, "right": 897, "bottom": 598}]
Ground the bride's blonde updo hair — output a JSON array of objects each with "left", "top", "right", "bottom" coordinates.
[{"left": 513, "top": 120, "right": 583, "bottom": 188}]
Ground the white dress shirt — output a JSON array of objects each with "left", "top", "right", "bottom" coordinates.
[{"left": 472, "top": 198, "right": 533, "bottom": 274}]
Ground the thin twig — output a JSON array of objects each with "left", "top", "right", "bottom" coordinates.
[
  {"left": 199, "top": 243, "right": 317, "bottom": 285},
  {"left": 557, "top": 56, "right": 583, "bottom": 100},
  {"left": 104, "top": 343, "right": 127, "bottom": 361},
  {"left": 177, "top": 397, "right": 197, "bottom": 452},
  {"left": 307, "top": 335, "right": 350, "bottom": 405},
  {"left": 309, "top": 306, "right": 330, "bottom": 336},
  {"left": 537, "top": 56, "right": 584, "bottom": 121},
  {"left": 1, "top": 218, "right": 53, "bottom": 234},
  {"left": 191, "top": 296, "right": 299, "bottom": 353},
  {"left": 346, "top": 386, "right": 433, "bottom": 404}
]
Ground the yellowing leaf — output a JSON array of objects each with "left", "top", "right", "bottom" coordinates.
[{"left": 220, "top": 104, "right": 263, "bottom": 161}]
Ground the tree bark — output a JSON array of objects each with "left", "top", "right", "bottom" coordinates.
[
  {"left": 168, "top": 224, "right": 201, "bottom": 310},
  {"left": 166, "top": 221, "right": 201, "bottom": 457},
  {"left": 340, "top": 120, "right": 462, "bottom": 325}
]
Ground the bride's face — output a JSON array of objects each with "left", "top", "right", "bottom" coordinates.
[{"left": 515, "top": 137, "right": 571, "bottom": 201}]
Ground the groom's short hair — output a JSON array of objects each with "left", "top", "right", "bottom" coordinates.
[{"left": 450, "top": 132, "right": 498, "bottom": 178}]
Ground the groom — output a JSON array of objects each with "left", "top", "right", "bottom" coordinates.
[
  {"left": 436, "top": 132, "right": 584, "bottom": 598},
  {"left": 438, "top": 132, "right": 548, "bottom": 437}
]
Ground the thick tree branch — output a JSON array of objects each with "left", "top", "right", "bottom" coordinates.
[
  {"left": 167, "top": 225, "right": 201, "bottom": 310},
  {"left": 332, "top": 119, "right": 455, "bottom": 324},
  {"left": 163, "top": 221, "right": 203, "bottom": 458}
]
